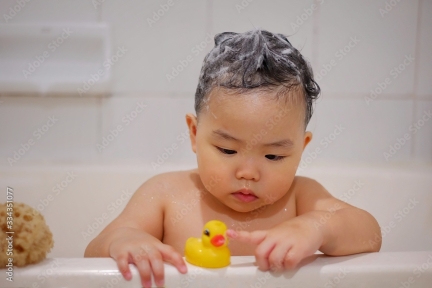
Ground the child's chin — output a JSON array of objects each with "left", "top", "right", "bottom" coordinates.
[{"left": 228, "top": 201, "right": 265, "bottom": 213}]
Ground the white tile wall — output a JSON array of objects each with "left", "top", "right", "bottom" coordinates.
[
  {"left": 412, "top": 100, "right": 432, "bottom": 161},
  {"left": 0, "top": 0, "right": 98, "bottom": 23},
  {"left": 100, "top": 0, "right": 209, "bottom": 94},
  {"left": 303, "top": 98, "right": 414, "bottom": 164},
  {"left": 0, "top": 96, "right": 100, "bottom": 166},
  {"left": 317, "top": 0, "right": 418, "bottom": 97},
  {"left": 99, "top": 95, "right": 196, "bottom": 166},
  {"left": 0, "top": 0, "right": 431, "bottom": 165},
  {"left": 417, "top": 0, "right": 432, "bottom": 99}
]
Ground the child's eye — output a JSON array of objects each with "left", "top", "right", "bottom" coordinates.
[
  {"left": 265, "top": 154, "right": 285, "bottom": 161},
  {"left": 216, "top": 147, "right": 237, "bottom": 155}
]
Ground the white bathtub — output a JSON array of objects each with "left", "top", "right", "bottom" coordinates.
[
  {"left": 0, "top": 161, "right": 431, "bottom": 287},
  {"left": 1, "top": 252, "right": 432, "bottom": 287}
]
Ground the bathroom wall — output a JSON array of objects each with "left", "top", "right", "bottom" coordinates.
[{"left": 0, "top": 0, "right": 431, "bottom": 169}]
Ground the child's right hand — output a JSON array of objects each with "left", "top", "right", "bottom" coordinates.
[{"left": 108, "top": 228, "right": 188, "bottom": 288}]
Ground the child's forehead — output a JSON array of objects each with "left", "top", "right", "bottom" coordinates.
[
  {"left": 198, "top": 87, "right": 307, "bottom": 131},
  {"left": 197, "top": 93, "right": 306, "bottom": 138},
  {"left": 206, "top": 86, "right": 305, "bottom": 111}
]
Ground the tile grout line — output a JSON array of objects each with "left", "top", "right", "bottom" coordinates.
[
  {"left": 98, "top": 0, "right": 103, "bottom": 22},
  {"left": 411, "top": 0, "right": 423, "bottom": 160},
  {"left": 312, "top": 0, "right": 321, "bottom": 71},
  {"left": 98, "top": 0, "right": 104, "bottom": 163},
  {"left": 206, "top": 0, "right": 213, "bottom": 37},
  {"left": 97, "top": 96, "right": 103, "bottom": 163}
]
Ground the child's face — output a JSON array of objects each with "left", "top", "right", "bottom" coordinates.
[{"left": 186, "top": 88, "right": 312, "bottom": 213}]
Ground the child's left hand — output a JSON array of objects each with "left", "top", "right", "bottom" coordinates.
[{"left": 226, "top": 216, "right": 323, "bottom": 271}]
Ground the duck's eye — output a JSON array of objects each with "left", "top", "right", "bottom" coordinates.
[{"left": 203, "top": 229, "right": 210, "bottom": 237}]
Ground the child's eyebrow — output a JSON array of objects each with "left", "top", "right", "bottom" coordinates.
[
  {"left": 263, "top": 138, "right": 294, "bottom": 148},
  {"left": 212, "top": 129, "right": 240, "bottom": 142},
  {"left": 212, "top": 129, "right": 294, "bottom": 148}
]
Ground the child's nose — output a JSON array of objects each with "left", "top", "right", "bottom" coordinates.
[{"left": 235, "top": 160, "right": 260, "bottom": 181}]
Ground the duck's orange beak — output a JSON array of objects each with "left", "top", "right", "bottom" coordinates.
[{"left": 210, "top": 234, "right": 225, "bottom": 247}]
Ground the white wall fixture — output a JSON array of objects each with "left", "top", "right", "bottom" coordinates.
[{"left": 0, "top": 23, "right": 111, "bottom": 96}]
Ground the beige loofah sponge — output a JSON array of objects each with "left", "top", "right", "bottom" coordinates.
[{"left": 0, "top": 202, "right": 54, "bottom": 267}]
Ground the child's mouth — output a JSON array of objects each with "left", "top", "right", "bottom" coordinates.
[{"left": 232, "top": 189, "right": 258, "bottom": 203}]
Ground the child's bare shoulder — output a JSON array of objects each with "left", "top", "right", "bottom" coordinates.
[
  {"left": 102, "top": 170, "right": 197, "bottom": 239},
  {"left": 291, "top": 176, "right": 326, "bottom": 193},
  {"left": 134, "top": 169, "right": 199, "bottom": 200},
  {"left": 292, "top": 176, "right": 349, "bottom": 215}
]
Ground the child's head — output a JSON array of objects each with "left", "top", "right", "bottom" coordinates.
[
  {"left": 195, "top": 29, "right": 320, "bottom": 127},
  {"left": 186, "top": 29, "right": 320, "bottom": 212}
]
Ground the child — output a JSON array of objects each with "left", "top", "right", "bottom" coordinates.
[{"left": 85, "top": 29, "right": 381, "bottom": 288}]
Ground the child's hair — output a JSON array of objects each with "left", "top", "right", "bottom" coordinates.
[{"left": 194, "top": 29, "right": 320, "bottom": 127}]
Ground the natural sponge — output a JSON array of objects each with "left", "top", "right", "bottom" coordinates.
[{"left": 0, "top": 202, "right": 54, "bottom": 267}]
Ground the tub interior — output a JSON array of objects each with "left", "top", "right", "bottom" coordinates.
[{"left": 0, "top": 162, "right": 431, "bottom": 258}]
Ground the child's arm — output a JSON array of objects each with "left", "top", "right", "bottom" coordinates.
[
  {"left": 227, "top": 176, "right": 381, "bottom": 271},
  {"left": 294, "top": 177, "right": 382, "bottom": 255},
  {"left": 84, "top": 173, "right": 187, "bottom": 288}
]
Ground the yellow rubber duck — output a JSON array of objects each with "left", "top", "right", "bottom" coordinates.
[{"left": 184, "top": 220, "right": 231, "bottom": 268}]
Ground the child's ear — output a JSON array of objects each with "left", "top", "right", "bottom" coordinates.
[
  {"left": 185, "top": 113, "right": 198, "bottom": 153},
  {"left": 303, "top": 131, "right": 312, "bottom": 151}
]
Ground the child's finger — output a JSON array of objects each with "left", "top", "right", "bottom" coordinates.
[
  {"left": 133, "top": 255, "right": 152, "bottom": 288},
  {"left": 254, "top": 239, "right": 275, "bottom": 271},
  {"left": 227, "top": 229, "right": 267, "bottom": 245},
  {"left": 268, "top": 243, "right": 292, "bottom": 271},
  {"left": 158, "top": 243, "right": 188, "bottom": 274},
  {"left": 148, "top": 253, "right": 165, "bottom": 287},
  {"left": 115, "top": 254, "right": 132, "bottom": 280},
  {"left": 282, "top": 247, "right": 301, "bottom": 270}
]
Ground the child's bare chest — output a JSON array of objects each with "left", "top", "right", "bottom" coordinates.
[{"left": 162, "top": 187, "right": 296, "bottom": 255}]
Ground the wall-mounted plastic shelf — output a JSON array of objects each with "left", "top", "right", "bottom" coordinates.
[{"left": 0, "top": 23, "right": 111, "bottom": 96}]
